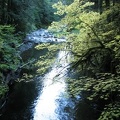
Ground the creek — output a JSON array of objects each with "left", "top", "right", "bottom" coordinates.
[{"left": 0, "top": 29, "right": 97, "bottom": 120}]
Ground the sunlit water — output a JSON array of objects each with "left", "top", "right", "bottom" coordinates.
[
  {"left": 33, "top": 51, "right": 71, "bottom": 120},
  {"left": 0, "top": 29, "right": 98, "bottom": 120}
]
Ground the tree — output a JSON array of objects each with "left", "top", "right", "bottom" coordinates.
[
  {"left": 48, "top": 0, "right": 120, "bottom": 119},
  {"left": 0, "top": 25, "right": 21, "bottom": 98},
  {"left": 0, "top": 0, "right": 59, "bottom": 33}
]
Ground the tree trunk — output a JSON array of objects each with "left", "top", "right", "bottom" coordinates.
[
  {"left": 1, "top": 0, "right": 5, "bottom": 24},
  {"left": 99, "top": 0, "right": 103, "bottom": 14},
  {"left": 7, "top": 0, "right": 12, "bottom": 24},
  {"left": 105, "top": 0, "right": 110, "bottom": 8}
]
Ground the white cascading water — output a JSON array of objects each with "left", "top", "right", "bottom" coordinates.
[{"left": 33, "top": 50, "right": 70, "bottom": 120}]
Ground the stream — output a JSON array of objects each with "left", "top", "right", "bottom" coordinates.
[
  {"left": 0, "top": 29, "right": 97, "bottom": 120},
  {"left": 33, "top": 50, "right": 74, "bottom": 120}
]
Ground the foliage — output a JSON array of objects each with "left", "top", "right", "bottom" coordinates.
[
  {"left": 49, "top": 0, "right": 100, "bottom": 55},
  {"left": 49, "top": 0, "right": 120, "bottom": 76},
  {"left": 0, "top": 0, "right": 60, "bottom": 33},
  {"left": 0, "top": 25, "right": 20, "bottom": 72},
  {"left": 35, "top": 43, "right": 65, "bottom": 74},
  {"left": 48, "top": 0, "right": 120, "bottom": 119},
  {"left": 67, "top": 73, "right": 120, "bottom": 119},
  {"left": 0, "top": 85, "right": 8, "bottom": 99},
  {"left": 0, "top": 25, "right": 21, "bottom": 96},
  {"left": 98, "top": 102, "right": 120, "bottom": 120}
]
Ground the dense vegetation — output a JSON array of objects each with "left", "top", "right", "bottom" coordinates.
[
  {"left": 0, "top": 0, "right": 120, "bottom": 119},
  {"left": 0, "top": 0, "right": 61, "bottom": 104},
  {"left": 47, "top": 0, "right": 120, "bottom": 119},
  {"left": 0, "top": 25, "right": 21, "bottom": 98},
  {"left": 0, "top": 0, "right": 61, "bottom": 32}
]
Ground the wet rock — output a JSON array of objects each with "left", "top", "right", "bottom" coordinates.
[
  {"left": 19, "top": 42, "right": 34, "bottom": 52},
  {"left": 25, "top": 29, "right": 66, "bottom": 43},
  {"left": 19, "top": 29, "right": 66, "bottom": 52}
]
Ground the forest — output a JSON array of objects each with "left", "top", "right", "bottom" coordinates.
[{"left": 0, "top": 0, "right": 120, "bottom": 120}]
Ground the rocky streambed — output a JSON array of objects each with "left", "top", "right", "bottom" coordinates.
[{"left": 20, "top": 29, "right": 65, "bottom": 52}]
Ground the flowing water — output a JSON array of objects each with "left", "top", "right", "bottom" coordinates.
[
  {"left": 0, "top": 50, "right": 75, "bottom": 120},
  {"left": 0, "top": 30, "right": 97, "bottom": 120},
  {"left": 0, "top": 27, "right": 75, "bottom": 119},
  {"left": 33, "top": 51, "right": 74, "bottom": 120}
]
